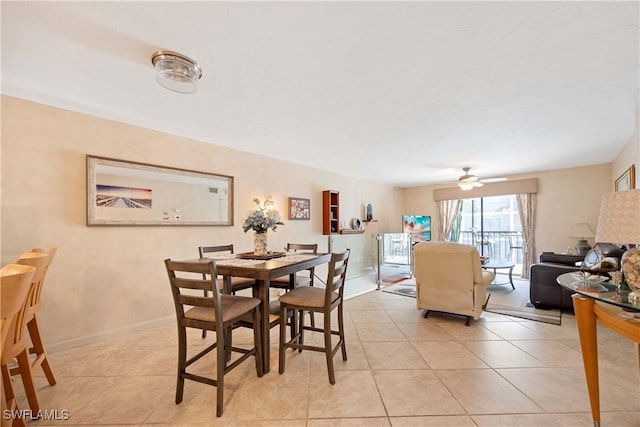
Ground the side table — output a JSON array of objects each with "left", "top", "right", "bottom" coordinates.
[{"left": 483, "top": 260, "right": 515, "bottom": 289}]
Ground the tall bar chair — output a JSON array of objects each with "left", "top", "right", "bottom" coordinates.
[
  {"left": 2, "top": 252, "right": 50, "bottom": 414},
  {"left": 198, "top": 245, "right": 255, "bottom": 338},
  {"left": 278, "top": 250, "right": 350, "bottom": 384},
  {"left": 270, "top": 243, "right": 318, "bottom": 328},
  {"left": 18, "top": 246, "right": 58, "bottom": 386},
  {"left": 1, "top": 263, "right": 35, "bottom": 427},
  {"left": 165, "top": 258, "right": 263, "bottom": 417}
]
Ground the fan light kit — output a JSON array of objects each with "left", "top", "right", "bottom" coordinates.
[
  {"left": 151, "top": 50, "right": 202, "bottom": 94},
  {"left": 458, "top": 167, "right": 483, "bottom": 191}
]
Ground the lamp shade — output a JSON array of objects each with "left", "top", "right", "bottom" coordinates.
[
  {"left": 568, "top": 222, "right": 595, "bottom": 238},
  {"left": 594, "top": 189, "right": 640, "bottom": 244}
]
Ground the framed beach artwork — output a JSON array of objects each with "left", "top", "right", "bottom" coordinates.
[
  {"left": 615, "top": 164, "right": 635, "bottom": 192},
  {"left": 288, "top": 197, "right": 310, "bottom": 220}
]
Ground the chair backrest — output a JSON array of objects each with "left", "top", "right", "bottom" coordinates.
[
  {"left": 414, "top": 241, "right": 483, "bottom": 288},
  {"left": 165, "top": 259, "right": 223, "bottom": 331},
  {"left": 199, "top": 245, "right": 235, "bottom": 258},
  {"left": 4, "top": 252, "right": 49, "bottom": 361},
  {"left": 324, "top": 250, "right": 350, "bottom": 307},
  {"left": 1, "top": 264, "right": 36, "bottom": 347},
  {"left": 24, "top": 245, "right": 58, "bottom": 313},
  {"left": 287, "top": 243, "right": 318, "bottom": 283}
]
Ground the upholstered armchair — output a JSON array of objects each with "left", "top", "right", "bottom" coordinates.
[{"left": 414, "top": 242, "right": 495, "bottom": 325}]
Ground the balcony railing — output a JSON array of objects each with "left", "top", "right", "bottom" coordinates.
[{"left": 458, "top": 230, "right": 524, "bottom": 264}]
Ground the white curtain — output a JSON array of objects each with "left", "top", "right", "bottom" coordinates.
[
  {"left": 516, "top": 193, "right": 536, "bottom": 279},
  {"left": 436, "top": 199, "right": 461, "bottom": 241}
]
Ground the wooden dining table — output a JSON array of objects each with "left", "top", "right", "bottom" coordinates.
[{"left": 206, "top": 252, "right": 331, "bottom": 373}]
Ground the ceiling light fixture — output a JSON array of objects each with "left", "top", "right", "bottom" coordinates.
[
  {"left": 151, "top": 50, "right": 202, "bottom": 94},
  {"left": 458, "top": 181, "right": 476, "bottom": 191}
]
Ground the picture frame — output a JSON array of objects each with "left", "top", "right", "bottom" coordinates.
[
  {"left": 615, "top": 164, "right": 635, "bottom": 192},
  {"left": 288, "top": 197, "right": 310, "bottom": 220},
  {"left": 86, "top": 155, "right": 234, "bottom": 226}
]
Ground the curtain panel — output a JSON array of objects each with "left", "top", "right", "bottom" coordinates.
[
  {"left": 516, "top": 193, "right": 536, "bottom": 279},
  {"left": 436, "top": 199, "right": 461, "bottom": 242}
]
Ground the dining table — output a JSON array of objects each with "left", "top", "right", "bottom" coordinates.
[{"left": 203, "top": 251, "right": 332, "bottom": 373}]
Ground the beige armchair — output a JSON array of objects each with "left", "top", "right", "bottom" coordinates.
[{"left": 414, "top": 242, "right": 495, "bottom": 325}]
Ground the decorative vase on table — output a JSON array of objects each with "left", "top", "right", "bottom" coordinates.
[
  {"left": 254, "top": 232, "right": 268, "bottom": 256},
  {"left": 242, "top": 196, "right": 284, "bottom": 257}
]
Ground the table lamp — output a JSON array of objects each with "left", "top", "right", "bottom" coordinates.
[
  {"left": 594, "top": 189, "right": 640, "bottom": 300},
  {"left": 569, "top": 222, "right": 595, "bottom": 256}
]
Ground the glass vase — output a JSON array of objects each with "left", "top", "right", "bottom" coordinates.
[{"left": 254, "top": 232, "right": 268, "bottom": 256}]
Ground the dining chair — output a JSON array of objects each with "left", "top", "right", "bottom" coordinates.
[
  {"left": 270, "top": 243, "right": 318, "bottom": 327},
  {"left": 17, "top": 246, "right": 58, "bottom": 387},
  {"left": 1, "top": 263, "right": 35, "bottom": 427},
  {"left": 278, "top": 249, "right": 350, "bottom": 384},
  {"left": 164, "top": 258, "right": 263, "bottom": 417},
  {"left": 270, "top": 243, "right": 318, "bottom": 290},
  {"left": 198, "top": 245, "right": 256, "bottom": 338},
  {"left": 2, "top": 252, "right": 50, "bottom": 414}
]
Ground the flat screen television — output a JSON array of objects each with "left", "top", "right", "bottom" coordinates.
[{"left": 402, "top": 215, "right": 431, "bottom": 243}]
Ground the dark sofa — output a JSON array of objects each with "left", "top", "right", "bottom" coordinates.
[{"left": 529, "top": 243, "right": 625, "bottom": 311}]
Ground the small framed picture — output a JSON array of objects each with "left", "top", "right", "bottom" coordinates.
[
  {"left": 288, "top": 197, "right": 310, "bottom": 220},
  {"left": 615, "top": 165, "right": 635, "bottom": 192}
]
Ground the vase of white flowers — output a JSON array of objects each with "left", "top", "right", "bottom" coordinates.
[{"left": 242, "top": 197, "right": 283, "bottom": 255}]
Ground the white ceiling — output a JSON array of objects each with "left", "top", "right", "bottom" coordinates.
[{"left": 2, "top": 1, "right": 638, "bottom": 187}]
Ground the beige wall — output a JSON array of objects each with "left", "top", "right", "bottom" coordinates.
[
  {"left": 1, "top": 96, "right": 402, "bottom": 347},
  {"left": 403, "top": 164, "right": 612, "bottom": 255}
]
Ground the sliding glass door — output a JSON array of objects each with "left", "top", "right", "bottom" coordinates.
[{"left": 455, "top": 194, "right": 523, "bottom": 274}]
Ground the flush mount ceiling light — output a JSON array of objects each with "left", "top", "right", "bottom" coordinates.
[{"left": 151, "top": 50, "right": 202, "bottom": 94}]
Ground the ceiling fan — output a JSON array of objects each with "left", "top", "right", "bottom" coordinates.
[{"left": 455, "top": 167, "right": 507, "bottom": 191}]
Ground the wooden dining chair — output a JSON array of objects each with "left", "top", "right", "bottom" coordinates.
[
  {"left": 270, "top": 243, "right": 318, "bottom": 290},
  {"left": 16, "top": 246, "right": 58, "bottom": 387},
  {"left": 270, "top": 243, "right": 318, "bottom": 327},
  {"left": 198, "top": 245, "right": 256, "bottom": 339},
  {"left": 164, "top": 258, "right": 263, "bottom": 417},
  {"left": 2, "top": 252, "right": 50, "bottom": 414},
  {"left": 1, "top": 263, "right": 35, "bottom": 427},
  {"left": 278, "top": 249, "right": 350, "bottom": 384},
  {"left": 198, "top": 245, "right": 256, "bottom": 293}
]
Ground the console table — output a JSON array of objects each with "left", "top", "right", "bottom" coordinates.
[{"left": 557, "top": 272, "right": 640, "bottom": 427}]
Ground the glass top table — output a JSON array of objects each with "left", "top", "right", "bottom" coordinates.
[
  {"left": 557, "top": 271, "right": 640, "bottom": 315},
  {"left": 557, "top": 272, "right": 640, "bottom": 426}
]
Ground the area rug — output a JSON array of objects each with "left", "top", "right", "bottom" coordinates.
[
  {"left": 484, "top": 278, "right": 562, "bottom": 325},
  {"left": 381, "top": 278, "right": 416, "bottom": 298}
]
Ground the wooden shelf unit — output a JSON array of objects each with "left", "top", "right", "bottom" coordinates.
[{"left": 322, "top": 190, "right": 339, "bottom": 235}]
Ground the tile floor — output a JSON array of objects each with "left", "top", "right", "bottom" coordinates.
[{"left": 13, "top": 275, "right": 640, "bottom": 426}]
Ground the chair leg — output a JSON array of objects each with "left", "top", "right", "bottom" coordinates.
[
  {"left": 423, "top": 310, "right": 431, "bottom": 318},
  {"left": 216, "top": 329, "right": 225, "bottom": 417},
  {"left": 252, "top": 307, "right": 263, "bottom": 377},
  {"left": 175, "top": 327, "right": 187, "bottom": 404},
  {"left": 298, "top": 309, "right": 305, "bottom": 352},
  {"left": 465, "top": 316, "right": 471, "bottom": 326},
  {"left": 338, "top": 304, "right": 347, "bottom": 361},
  {"left": 15, "top": 349, "right": 39, "bottom": 413},
  {"left": 324, "top": 312, "right": 335, "bottom": 385},
  {"left": 27, "top": 316, "right": 57, "bottom": 386},
  {"left": 1, "top": 364, "right": 26, "bottom": 427},
  {"left": 279, "top": 304, "right": 288, "bottom": 374}
]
